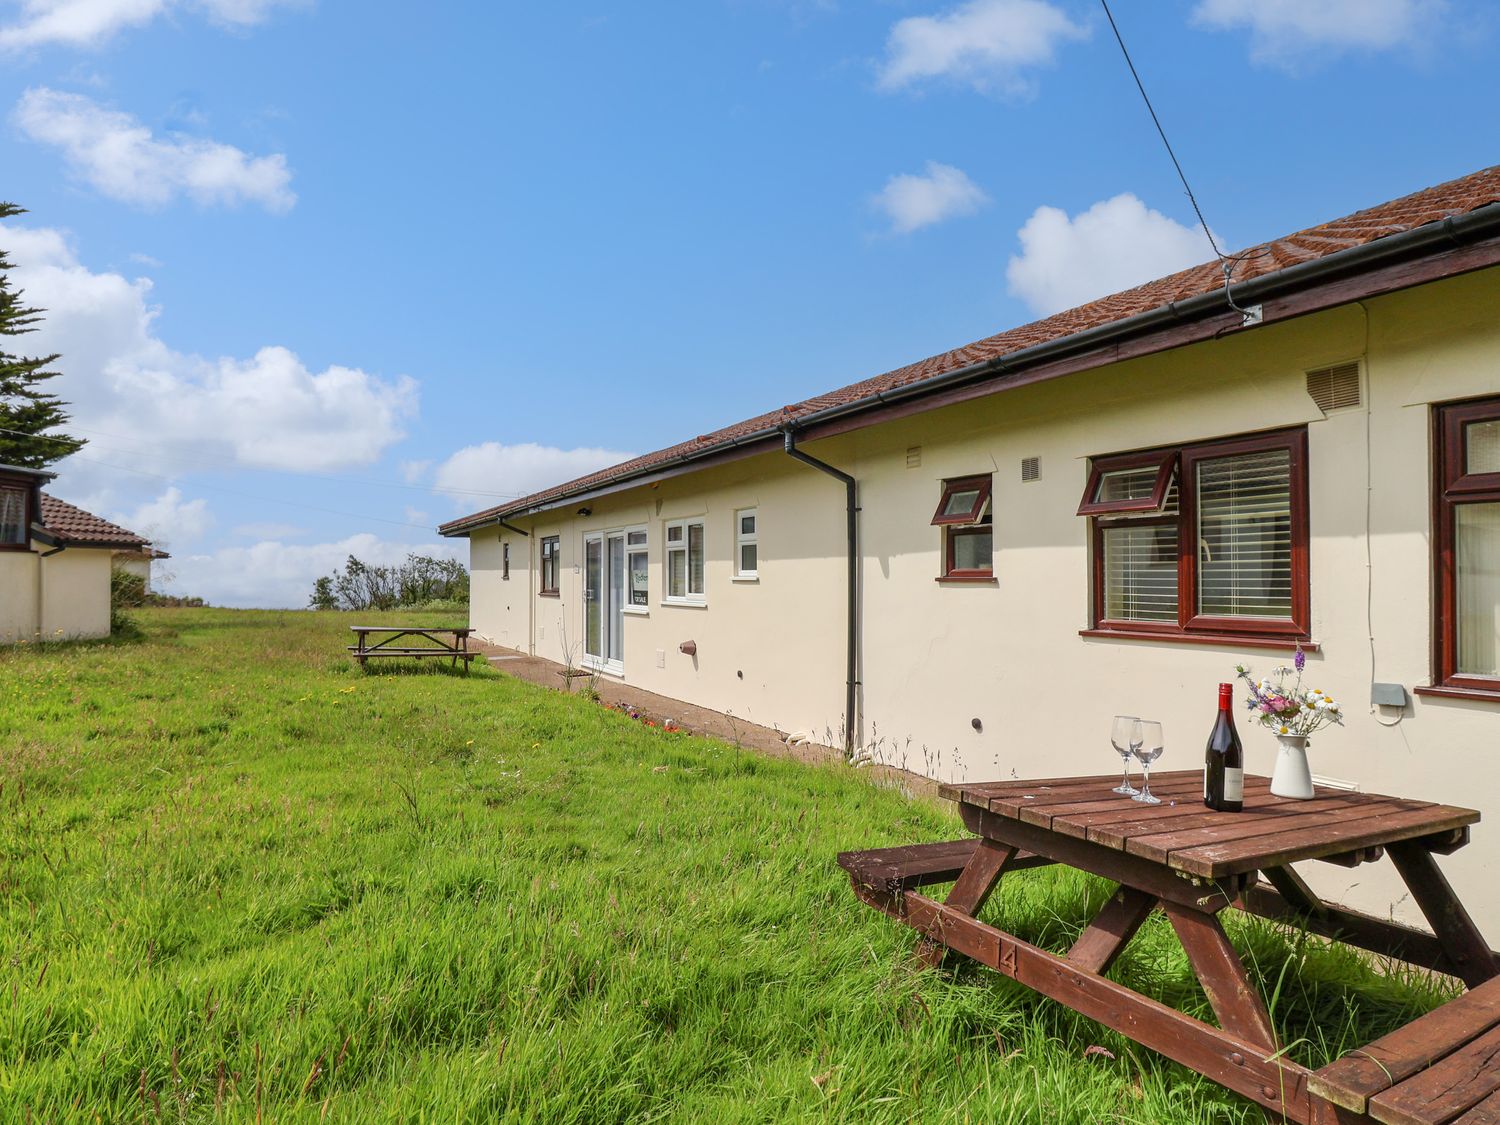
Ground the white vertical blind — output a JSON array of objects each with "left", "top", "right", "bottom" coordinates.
[
  {"left": 1457, "top": 502, "right": 1500, "bottom": 676},
  {"left": 0, "top": 486, "right": 24, "bottom": 545},
  {"left": 1468, "top": 421, "right": 1500, "bottom": 475},
  {"left": 688, "top": 522, "right": 705, "bottom": 595},
  {"left": 1196, "top": 448, "right": 1293, "bottom": 619},
  {"left": 1103, "top": 523, "right": 1179, "bottom": 621}
]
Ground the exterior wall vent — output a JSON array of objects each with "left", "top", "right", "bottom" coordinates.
[
  {"left": 1020, "top": 456, "right": 1041, "bottom": 482},
  {"left": 905, "top": 446, "right": 922, "bottom": 469},
  {"left": 1305, "top": 361, "right": 1363, "bottom": 413}
]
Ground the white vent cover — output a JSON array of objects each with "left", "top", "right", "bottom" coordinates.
[
  {"left": 1305, "top": 361, "right": 1362, "bottom": 413},
  {"left": 1020, "top": 456, "right": 1041, "bottom": 482},
  {"left": 905, "top": 446, "right": 922, "bottom": 469}
]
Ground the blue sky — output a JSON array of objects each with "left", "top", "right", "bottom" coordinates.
[{"left": 0, "top": 0, "right": 1495, "bottom": 605}]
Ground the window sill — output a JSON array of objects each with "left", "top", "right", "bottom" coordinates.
[
  {"left": 537, "top": 590, "right": 560, "bottom": 599},
  {"left": 662, "top": 597, "right": 707, "bottom": 608},
  {"left": 622, "top": 606, "right": 649, "bottom": 617},
  {"left": 935, "top": 575, "right": 997, "bottom": 585},
  {"left": 1079, "top": 628, "right": 1319, "bottom": 653},
  {"left": 730, "top": 575, "right": 759, "bottom": 584},
  {"left": 1414, "top": 684, "right": 1500, "bottom": 704}
]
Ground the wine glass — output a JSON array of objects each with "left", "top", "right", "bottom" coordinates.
[
  {"left": 1131, "top": 720, "right": 1164, "bottom": 805},
  {"left": 1110, "top": 715, "right": 1139, "bottom": 795}
]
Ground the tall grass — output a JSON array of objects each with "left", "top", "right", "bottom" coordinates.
[{"left": 0, "top": 609, "right": 1454, "bottom": 1122}]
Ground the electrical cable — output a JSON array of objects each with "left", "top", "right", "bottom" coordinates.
[
  {"left": 1098, "top": 0, "right": 1272, "bottom": 319},
  {"left": 0, "top": 423, "right": 528, "bottom": 500},
  {"left": 39, "top": 451, "right": 445, "bottom": 533}
]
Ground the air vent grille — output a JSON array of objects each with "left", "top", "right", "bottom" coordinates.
[
  {"left": 905, "top": 446, "right": 922, "bottom": 469},
  {"left": 1306, "top": 362, "right": 1362, "bottom": 413},
  {"left": 1020, "top": 456, "right": 1041, "bottom": 482}
]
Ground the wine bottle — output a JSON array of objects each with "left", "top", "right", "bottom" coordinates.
[{"left": 1204, "top": 682, "right": 1244, "bottom": 812}]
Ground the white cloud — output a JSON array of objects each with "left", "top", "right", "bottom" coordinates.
[
  {"left": 1005, "top": 193, "right": 1213, "bottom": 316},
  {"left": 434, "top": 442, "right": 636, "bottom": 509},
  {"left": 0, "top": 219, "right": 416, "bottom": 499},
  {"left": 0, "top": 0, "right": 302, "bottom": 51},
  {"left": 872, "top": 161, "right": 988, "bottom": 233},
  {"left": 232, "top": 521, "right": 303, "bottom": 539},
  {"left": 1191, "top": 0, "right": 1446, "bottom": 65},
  {"left": 114, "top": 486, "right": 213, "bottom": 548},
  {"left": 878, "top": 0, "right": 1088, "bottom": 95},
  {"left": 399, "top": 459, "right": 432, "bottom": 484},
  {"left": 164, "top": 532, "right": 462, "bottom": 609},
  {"left": 13, "top": 88, "right": 295, "bottom": 212}
]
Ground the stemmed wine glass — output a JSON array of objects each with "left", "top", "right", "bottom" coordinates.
[
  {"left": 1110, "top": 715, "right": 1139, "bottom": 795},
  {"left": 1131, "top": 720, "right": 1165, "bottom": 805}
]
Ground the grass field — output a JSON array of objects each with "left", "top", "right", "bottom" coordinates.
[{"left": 0, "top": 609, "right": 1456, "bottom": 1122}]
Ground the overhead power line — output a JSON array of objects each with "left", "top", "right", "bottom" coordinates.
[
  {"left": 1097, "top": 0, "right": 1269, "bottom": 322},
  {"left": 0, "top": 423, "right": 527, "bottom": 501}
]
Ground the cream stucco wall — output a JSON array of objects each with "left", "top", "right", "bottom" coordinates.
[
  {"left": 0, "top": 545, "right": 114, "bottom": 643},
  {"left": 465, "top": 266, "right": 1500, "bottom": 932}
]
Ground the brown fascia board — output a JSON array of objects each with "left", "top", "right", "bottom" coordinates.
[{"left": 440, "top": 206, "right": 1500, "bottom": 537}]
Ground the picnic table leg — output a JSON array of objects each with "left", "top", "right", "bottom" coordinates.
[
  {"left": 1162, "top": 900, "right": 1278, "bottom": 1051},
  {"left": 1067, "top": 886, "right": 1158, "bottom": 975},
  {"left": 916, "top": 839, "right": 1016, "bottom": 967},
  {"left": 1387, "top": 842, "right": 1500, "bottom": 988}
]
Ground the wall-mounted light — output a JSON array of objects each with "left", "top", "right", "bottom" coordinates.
[
  {"left": 679, "top": 640, "right": 697, "bottom": 656},
  {"left": 577, "top": 506, "right": 592, "bottom": 517}
]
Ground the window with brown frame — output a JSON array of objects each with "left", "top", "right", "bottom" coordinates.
[
  {"left": 933, "top": 474, "right": 993, "bottom": 580},
  {"left": 1429, "top": 395, "right": 1500, "bottom": 698},
  {"left": 1078, "top": 428, "right": 1310, "bottom": 645},
  {"left": 502, "top": 540, "right": 510, "bottom": 581},
  {"left": 0, "top": 481, "right": 29, "bottom": 548},
  {"left": 539, "top": 535, "right": 560, "bottom": 596}
]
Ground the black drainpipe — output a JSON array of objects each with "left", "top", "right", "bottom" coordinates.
[{"left": 782, "top": 428, "right": 858, "bottom": 755}]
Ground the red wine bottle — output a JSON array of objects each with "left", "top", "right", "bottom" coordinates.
[{"left": 1204, "top": 682, "right": 1244, "bottom": 812}]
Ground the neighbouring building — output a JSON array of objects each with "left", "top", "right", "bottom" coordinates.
[
  {"left": 441, "top": 166, "right": 1500, "bottom": 933},
  {"left": 0, "top": 464, "right": 155, "bottom": 644},
  {"left": 113, "top": 545, "right": 171, "bottom": 593}
]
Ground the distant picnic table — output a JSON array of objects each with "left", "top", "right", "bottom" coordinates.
[
  {"left": 840, "top": 770, "right": 1500, "bottom": 1124},
  {"left": 347, "top": 625, "right": 477, "bottom": 672}
]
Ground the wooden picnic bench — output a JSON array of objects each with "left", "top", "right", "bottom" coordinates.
[
  {"left": 839, "top": 770, "right": 1500, "bottom": 1124},
  {"left": 347, "top": 625, "right": 477, "bottom": 672}
]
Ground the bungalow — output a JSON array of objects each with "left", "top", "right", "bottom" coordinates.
[
  {"left": 0, "top": 463, "right": 154, "bottom": 643},
  {"left": 441, "top": 165, "right": 1500, "bottom": 932}
]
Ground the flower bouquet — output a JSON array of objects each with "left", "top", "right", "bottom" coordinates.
[{"left": 1233, "top": 647, "right": 1343, "bottom": 798}]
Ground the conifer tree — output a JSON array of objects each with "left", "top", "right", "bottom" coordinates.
[{"left": 0, "top": 202, "right": 84, "bottom": 469}]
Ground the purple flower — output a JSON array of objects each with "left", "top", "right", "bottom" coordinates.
[{"left": 1294, "top": 646, "right": 1306, "bottom": 673}]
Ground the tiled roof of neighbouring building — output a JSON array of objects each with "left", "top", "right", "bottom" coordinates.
[{"left": 39, "top": 493, "right": 151, "bottom": 547}]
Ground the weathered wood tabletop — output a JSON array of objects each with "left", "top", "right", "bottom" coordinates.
[{"left": 840, "top": 771, "right": 1500, "bottom": 1124}]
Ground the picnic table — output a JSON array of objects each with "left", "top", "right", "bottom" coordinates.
[
  {"left": 347, "top": 625, "right": 477, "bottom": 672},
  {"left": 839, "top": 770, "right": 1500, "bottom": 1124}
]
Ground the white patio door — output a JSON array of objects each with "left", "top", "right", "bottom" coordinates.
[{"left": 583, "top": 531, "right": 626, "bottom": 674}]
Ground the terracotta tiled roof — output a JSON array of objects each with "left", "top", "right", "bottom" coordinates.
[
  {"left": 39, "top": 493, "right": 150, "bottom": 548},
  {"left": 442, "top": 164, "right": 1500, "bottom": 534}
]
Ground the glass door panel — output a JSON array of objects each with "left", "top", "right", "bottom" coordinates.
[
  {"left": 584, "top": 535, "right": 602, "bottom": 663},
  {"left": 607, "top": 533, "right": 626, "bottom": 667}
]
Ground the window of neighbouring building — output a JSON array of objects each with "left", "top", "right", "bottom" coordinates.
[
  {"left": 664, "top": 518, "right": 705, "bottom": 603},
  {"left": 1432, "top": 396, "right": 1500, "bottom": 695},
  {"left": 539, "top": 535, "right": 560, "bottom": 596},
  {"left": 0, "top": 483, "right": 25, "bottom": 547},
  {"left": 1078, "top": 428, "right": 1309, "bottom": 643},
  {"left": 932, "top": 474, "right": 993, "bottom": 580},
  {"left": 626, "top": 527, "right": 649, "bottom": 609},
  {"left": 735, "top": 508, "right": 758, "bottom": 579}
]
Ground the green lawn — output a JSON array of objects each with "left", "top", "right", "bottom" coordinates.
[{"left": 0, "top": 609, "right": 1454, "bottom": 1122}]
